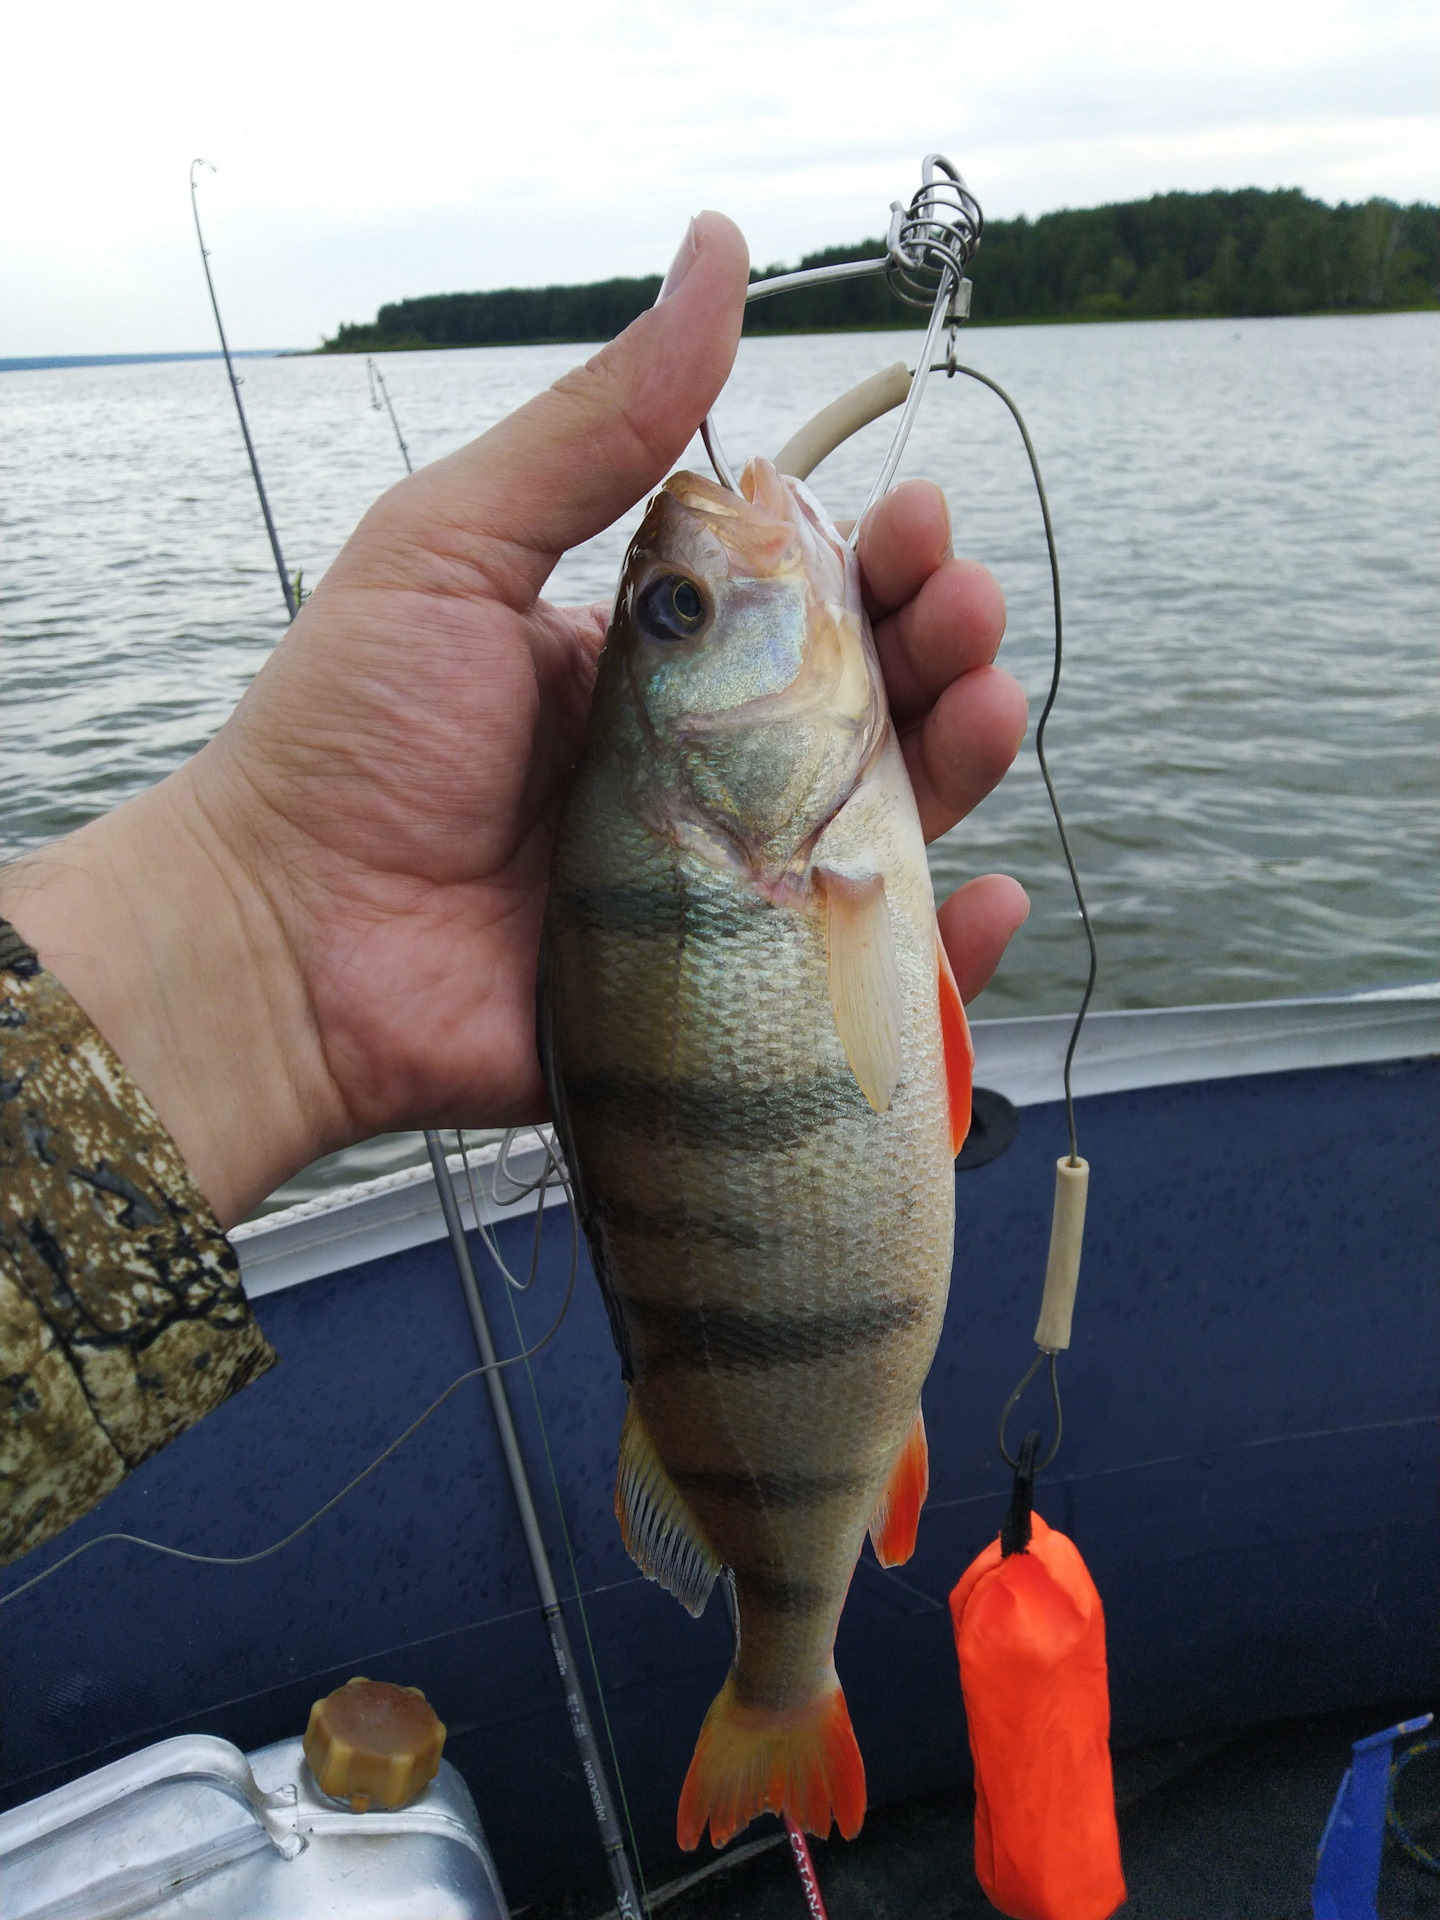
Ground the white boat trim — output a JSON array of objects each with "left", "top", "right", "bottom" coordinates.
[
  {"left": 970, "top": 980, "right": 1438, "bottom": 1111},
  {"left": 233, "top": 985, "right": 1438, "bottom": 1300},
  {"left": 232, "top": 1135, "right": 564, "bottom": 1300}
]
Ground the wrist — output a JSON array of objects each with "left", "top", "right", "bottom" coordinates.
[{"left": 0, "top": 756, "right": 346, "bottom": 1227}]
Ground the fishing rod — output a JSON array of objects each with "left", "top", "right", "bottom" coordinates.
[
  {"left": 189, "top": 159, "right": 298, "bottom": 622},
  {"left": 368, "top": 358, "right": 414, "bottom": 473},
  {"left": 426, "top": 1131, "right": 645, "bottom": 1920}
]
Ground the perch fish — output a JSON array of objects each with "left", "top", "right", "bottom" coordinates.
[{"left": 540, "top": 457, "right": 970, "bottom": 1849}]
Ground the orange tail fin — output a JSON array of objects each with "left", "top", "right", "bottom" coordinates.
[
  {"left": 676, "top": 1671, "right": 866, "bottom": 1851},
  {"left": 868, "top": 1408, "right": 930, "bottom": 1567}
]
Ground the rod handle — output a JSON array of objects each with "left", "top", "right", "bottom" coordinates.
[{"left": 1034, "top": 1156, "right": 1089, "bottom": 1352}]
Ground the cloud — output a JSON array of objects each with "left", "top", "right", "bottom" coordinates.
[{"left": 2, "top": 0, "right": 1435, "bottom": 352}]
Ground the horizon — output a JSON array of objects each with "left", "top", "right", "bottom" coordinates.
[{"left": 7, "top": 180, "right": 1436, "bottom": 366}]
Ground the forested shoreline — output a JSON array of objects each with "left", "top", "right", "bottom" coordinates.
[{"left": 321, "top": 188, "right": 1438, "bottom": 352}]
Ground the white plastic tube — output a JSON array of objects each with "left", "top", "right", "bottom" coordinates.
[
  {"left": 773, "top": 362, "right": 912, "bottom": 481},
  {"left": 1033, "top": 1157, "right": 1090, "bottom": 1353}
]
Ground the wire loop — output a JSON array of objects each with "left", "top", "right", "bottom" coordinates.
[
  {"left": 997, "top": 1350, "right": 1063, "bottom": 1472},
  {"left": 700, "top": 151, "right": 982, "bottom": 528},
  {"left": 884, "top": 154, "right": 983, "bottom": 309}
]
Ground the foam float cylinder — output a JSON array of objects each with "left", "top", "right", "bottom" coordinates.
[{"left": 1033, "top": 1157, "right": 1089, "bottom": 1353}]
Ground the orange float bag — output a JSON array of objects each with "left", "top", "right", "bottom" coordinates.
[{"left": 949, "top": 1503, "right": 1126, "bottom": 1920}]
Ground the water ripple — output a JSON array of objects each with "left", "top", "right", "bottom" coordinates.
[{"left": 3, "top": 315, "right": 1435, "bottom": 1203}]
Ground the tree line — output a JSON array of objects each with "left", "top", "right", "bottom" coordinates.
[{"left": 321, "top": 188, "right": 1438, "bottom": 353}]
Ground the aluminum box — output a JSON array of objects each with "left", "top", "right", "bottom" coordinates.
[{"left": 0, "top": 1731, "right": 508, "bottom": 1919}]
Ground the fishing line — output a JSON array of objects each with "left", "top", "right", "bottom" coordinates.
[
  {"left": 0, "top": 1165, "right": 577, "bottom": 1610},
  {"left": 996, "top": 1350, "right": 1064, "bottom": 1475},
  {"left": 461, "top": 1126, "right": 655, "bottom": 1917},
  {"left": 932, "top": 359, "right": 1099, "bottom": 1169},
  {"left": 1388, "top": 1735, "right": 1440, "bottom": 1874},
  {"left": 459, "top": 1126, "right": 562, "bottom": 1294}
]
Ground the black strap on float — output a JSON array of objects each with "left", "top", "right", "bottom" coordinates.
[{"left": 1000, "top": 1429, "right": 1041, "bottom": 1558}]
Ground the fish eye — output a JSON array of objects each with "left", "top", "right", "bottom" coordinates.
[{"left": 635, "top": 573, "right": 709, "bottom": 642}]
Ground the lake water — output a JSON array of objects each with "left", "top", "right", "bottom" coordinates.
[{"left": 3, "top": 314, "right": 1436, "bottom": 1210}]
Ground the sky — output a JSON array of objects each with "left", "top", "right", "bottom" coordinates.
[{"left": 2, "top": 0, "right": 1436, "bottom": 355}]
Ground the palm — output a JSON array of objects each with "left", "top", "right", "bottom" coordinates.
[{"left": 220, "top": 559, "right": 612, "bottom": 1140}]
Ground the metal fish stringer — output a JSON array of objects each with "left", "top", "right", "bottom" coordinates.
[
  {"left": 695, "top": 152, "right": 1108, "bottom": 1917},
  {"left": 701, "top": 153, "right": 983, "bottom": 537},
  {"left": 699, "top": 150, "right": 1099, "bottom": 1406}
]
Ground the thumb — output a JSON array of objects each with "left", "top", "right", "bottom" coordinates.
[{"left": 386, "top": 212, "right": 750, "bottom": 605}]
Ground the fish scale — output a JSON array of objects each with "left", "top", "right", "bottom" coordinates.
[{"left": 541, "top": 458, "right": 967, "bottom": 1850}]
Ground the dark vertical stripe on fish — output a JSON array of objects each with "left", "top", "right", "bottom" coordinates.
[
  {"left": 672, "top": 1467, "right": 873, "bottom": 1509},
  {"left": 732, "top": 1571, "right": 830, "bottom": 1615},
  {"left": 549, "top": 881, "right": 781, "bottom": 945},
  {"left": 565, "top": 1068, "right": 873, "bottom": 1148},
  {"left": 598, "top": 1196, "right": 768, "bottom": 1251},
  {"left": 624, "top": 1293, "right": 932, "bottom": 1373}
]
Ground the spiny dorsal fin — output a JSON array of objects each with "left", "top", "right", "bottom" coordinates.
[
  {"left": 816, "top": 867, "right": 903, "bottom": 1113},
  {"left": 615, "top": 1394, "right": 721, "bottom": 1618},
  {"left": 868, "top": 1407, "right": 930, "bottom": 1568},
  {"left": 937, "top": 929, "right": 973, "bottom": 1158}
]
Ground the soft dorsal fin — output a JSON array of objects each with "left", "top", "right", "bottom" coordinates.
[
  {"left": 868, "top": 1407, "right": 930, "bottom": 1568},
  {"left": 816, "top": 867, "right": 903, "bottom": 1113},
  {"left": 615, "top": 1394, "right": 721, "bottom": 1618},
  {"left": 937, "top": 930, "right": 973, "bottom": 1158}
]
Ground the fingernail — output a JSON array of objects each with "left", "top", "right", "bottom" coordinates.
[{"left": 656, "top": 217, "right": 699, "bottom": 304}]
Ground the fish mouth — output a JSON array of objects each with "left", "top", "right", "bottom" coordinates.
[{"left": 659, "top": 461, "right": 840, "bottom": 580}]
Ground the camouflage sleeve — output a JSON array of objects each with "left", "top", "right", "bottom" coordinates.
[{"left": 0, "top": 918, "right": 278, "bottom": 1565}]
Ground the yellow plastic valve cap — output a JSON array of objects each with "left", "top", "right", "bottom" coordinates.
[{"left": 303, "top": 1677, "right": 446, "bottom": 1812}]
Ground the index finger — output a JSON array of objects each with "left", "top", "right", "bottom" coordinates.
[{"left": 854, "top": 477, "right": 952, "bottom": 617}]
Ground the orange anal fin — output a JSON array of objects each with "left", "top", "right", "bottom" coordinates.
[
  {"left": 868, "top": 1407, "right": 930, "bottom": 1568},
  {"left": 677, "top": 1671, "right": 865, "bottom": 1852},
  {"left": 615, "top": 1392, "right": 720, "bottom": 1618},
  {"left": 937, "top": 929, "right": 973, "bottom": 1158}
]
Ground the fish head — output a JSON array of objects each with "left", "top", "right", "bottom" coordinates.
[{"left": 604, "top": 457, "right": 887, "bottom": 876}]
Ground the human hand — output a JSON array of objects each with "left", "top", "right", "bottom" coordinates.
[{"left": 1, "top": 214, "right": 1028, "bottom": 1226}]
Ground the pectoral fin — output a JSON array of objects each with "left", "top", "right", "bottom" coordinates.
[
  {"left": 868, "top": 1407, "right": 930, "bottom": 1568},
  {"left": 615, "top": 1393, "right": 721, "bottom": 1618},
  {"left": 937, "top": 929, "right": 973, "bottom": 1157},
  {"left": 816, "top": 868, "right": 903, "bottom": 1113}
]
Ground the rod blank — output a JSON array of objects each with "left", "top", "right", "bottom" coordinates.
[{"left": 423, "top": 1133, "right": 644, "bottom": 1918}]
